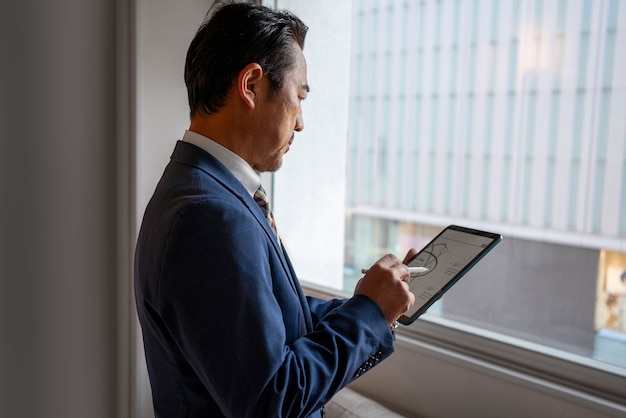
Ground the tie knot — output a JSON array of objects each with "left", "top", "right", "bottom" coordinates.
[
  {"left": 254, "top": 184, "right": 269, "bottom": 202},
  {"left": 254, "top": 185, "right": 270, "bottom": 212}
]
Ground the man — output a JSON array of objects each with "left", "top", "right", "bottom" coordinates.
[{"left": 134, "top": 3, "right": 416, "bottom": 417}]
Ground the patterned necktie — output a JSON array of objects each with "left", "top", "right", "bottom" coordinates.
[{"left": 253, "top": 185, "right": 278, "bottom": 237}]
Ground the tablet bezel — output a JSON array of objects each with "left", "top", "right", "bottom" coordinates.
[{"left": 398, "top": 225, "right": 502, "bottom": 325}]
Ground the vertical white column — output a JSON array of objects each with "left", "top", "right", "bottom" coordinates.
[{"left": 272, "top": 0, "right": 353, "bottom": 289}]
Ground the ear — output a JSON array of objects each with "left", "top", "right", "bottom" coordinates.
[{"left": 238, "top": 63, "right": 264, "bottom": 109}]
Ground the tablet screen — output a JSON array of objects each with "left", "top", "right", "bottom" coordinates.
[{"left": 399, "top": 225, "right": 502, "bottom": 325}]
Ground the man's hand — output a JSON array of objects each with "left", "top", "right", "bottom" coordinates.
[{"left": 354, "top": 249, "right": 418, "bottom": 326}]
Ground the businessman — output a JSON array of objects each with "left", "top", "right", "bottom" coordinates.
[{"left": 134, "top": 3, "right": 416, "bottom": 417}]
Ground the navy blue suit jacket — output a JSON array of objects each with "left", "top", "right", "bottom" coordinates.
[{"left": 134, "top": 141, "right": 394, "bottom": 417}]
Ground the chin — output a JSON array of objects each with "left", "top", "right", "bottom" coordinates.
[
  {"left": 268, "top": 161, "right": 283, "bottom": 173},
  {"left": 262, "top": 156, "right": 284, "bottom": 173}
]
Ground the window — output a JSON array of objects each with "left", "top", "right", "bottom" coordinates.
[
  {"left": 273, "top": 0, "right": 625, "bottom": 408},
  {"left": 341, "top": 0, "right": 626, "bottom": 371}
]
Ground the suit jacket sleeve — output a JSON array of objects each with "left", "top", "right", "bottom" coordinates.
[{"left": 306, "top": 296, "right": 347, "bottom": 326}]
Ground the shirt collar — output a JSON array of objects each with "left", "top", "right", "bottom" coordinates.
[{"left": 182, "top": 130, "right": 260, "bottom": 197}]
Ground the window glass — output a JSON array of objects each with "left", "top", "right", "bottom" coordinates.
[{"left": 343, "top": 0, "right": 626, "bottom": 369}]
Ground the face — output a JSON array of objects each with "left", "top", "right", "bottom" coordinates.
[{"left": 249, "top": 42, "right": 309, "bottom": 173}]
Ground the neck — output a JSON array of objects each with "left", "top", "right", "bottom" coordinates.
[{"left": 189, "top": 110, "right": 251, "bottom": 163}]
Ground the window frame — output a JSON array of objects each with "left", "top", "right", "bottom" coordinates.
[{"left": 303, "top": 282, "right": 626, "bottom": 414}]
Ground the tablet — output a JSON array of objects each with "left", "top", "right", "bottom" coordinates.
[{"left": 398, "top": 225, "right": 502, "bottom": 325}]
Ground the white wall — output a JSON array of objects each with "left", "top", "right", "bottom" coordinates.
[{"left": 135, "top": 0, "right": 209, "bottom": 217}]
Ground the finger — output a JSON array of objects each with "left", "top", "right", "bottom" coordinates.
[
  {"left": 402, "top": 248, "right": 419, "bottom": 264},
  {"left": 406, "top": 289, "right": 416, "bottom": 308},
  {"left": 361, "top": 254, "right": 403, "bottom": 275},
  {"left": 379, "top": 253, "right": 402, "bottom": 268},
  {"left": 398, "top": 264, "right": 411, "bottom": 283}
]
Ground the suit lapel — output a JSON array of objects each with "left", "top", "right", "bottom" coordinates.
[
  {"left": 281, "top": 244, "right": 314, "bottom": 332},
  {"left": 170, "top": 141, "right": 306, "bottom": 307}
]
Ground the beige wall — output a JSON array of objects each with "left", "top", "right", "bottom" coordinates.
[{"left": 1, "top": 1, "right": 132, "bottom": 417}]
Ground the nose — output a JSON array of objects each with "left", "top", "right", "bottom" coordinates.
[{"left": 294, "top": 111, "right": 304, "bottom": 132}]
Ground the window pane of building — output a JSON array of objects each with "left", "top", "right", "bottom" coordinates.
[{"left": 344, "top": 0, "right": 626, "bottom": 369}]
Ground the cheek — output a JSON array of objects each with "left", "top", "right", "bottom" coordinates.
[{"left": 288, "top": 103, "right": 301, "bottom": 125}]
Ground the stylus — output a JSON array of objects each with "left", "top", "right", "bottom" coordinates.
[{"left": 360, "top": 266, "right": 429, "bottom": 274}]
